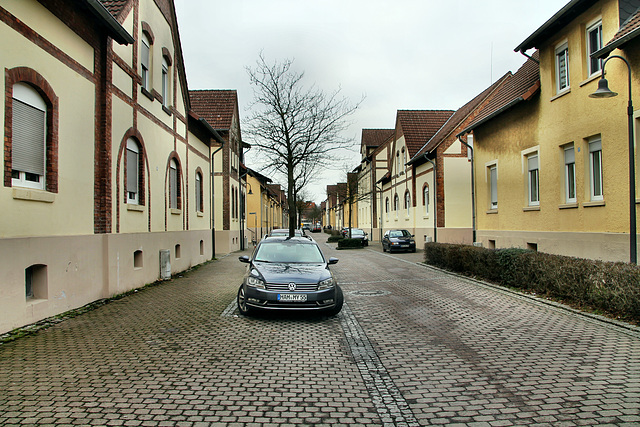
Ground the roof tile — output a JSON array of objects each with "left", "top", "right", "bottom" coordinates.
[
  {"left": 189, "top": 90, "right": 238, "bottom": 131},
  {"left": 396, "top": 110, "right": 454, "bottom": 157}
]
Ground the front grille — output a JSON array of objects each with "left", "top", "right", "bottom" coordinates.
[{"left": 265, "top": 283, "right": 319, "bottom": 292}]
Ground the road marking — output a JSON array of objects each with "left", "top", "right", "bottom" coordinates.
[
  {"left": 339, "top": 302, "right": 419, "bottom": 427},
  {"left": 221, "top": 300, "right": 237, "bottom": 317}
]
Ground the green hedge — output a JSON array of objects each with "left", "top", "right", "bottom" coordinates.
[
  {"left": 337, "top": 238, "right": 363, "bottom": 249},
  {"left": 424, "top": 243, "right": 640, "bottom": 323},
  {"left": 327, "top": 234, "right": 344, "bottom": 243}
]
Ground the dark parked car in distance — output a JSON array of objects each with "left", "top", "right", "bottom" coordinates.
[
  {"left": 237, "top": 236, "right": 343, "bottom": 315},
  {"left": 382, "top": 229, "right": 416, "bottom": 253},
  {"left": 347, "top": 228, "right": 368, "bottom": 246}
]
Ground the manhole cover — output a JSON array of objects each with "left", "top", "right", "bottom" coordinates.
[{"left": 348, "top": 290, "right": 391, "bottom": 297}]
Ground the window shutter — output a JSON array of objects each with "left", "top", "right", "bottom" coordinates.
[
  {"left": 126, "top": 148, "right": 138, "bottom": 193},
  {"left": 141, "top": 40, "right": 150, "bottom": 70},
  {"left": 565, "top": 147, "right": 575, "bottom": 164},
  {"left": 528, "top": 155, "right": 538, "bottom": 172},
  {"left": 12, "top": 99, "right": 45, "bottom": 176}
]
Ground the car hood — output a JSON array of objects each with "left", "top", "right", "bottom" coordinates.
[
  {"left": 390, "top": 236, "right": 413, "bottom": 242},
  {"left": 252, "top": 262, "right": 331, "bottom": 284}
]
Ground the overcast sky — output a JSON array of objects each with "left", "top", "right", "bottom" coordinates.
[{"left": 174, "top": 0, "right": 569, "bottom": 203}]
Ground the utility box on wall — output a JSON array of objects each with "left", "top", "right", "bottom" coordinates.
[{"left": 159, "top": 249, "right": 171, "bottom": 280}]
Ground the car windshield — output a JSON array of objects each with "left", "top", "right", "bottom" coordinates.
[
  {"left": 254, "top": 241, "right": 325, "bottom": 263},
  {"left": 270, "top": 229, "right": 302, "bottom": 236},
  {"left": 351, "top": 229, "right": 364, "bottom": 235},
  {"left": 389, "top": 230, "right": 411, "bottom": 238}
]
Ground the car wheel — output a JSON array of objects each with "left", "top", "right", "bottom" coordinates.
[
  {"left": 326, "top": 285, "right": 344, "bottom": 316},
  {"left": 382, "top": 244, "right": 386, "bottom": 252},
  {"left": 237, "top": 285, "right": 252, "bottom": 316}
]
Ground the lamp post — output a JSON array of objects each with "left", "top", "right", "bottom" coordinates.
[{"left": 589, "top": 55, "right": 637, "bottom": 264}]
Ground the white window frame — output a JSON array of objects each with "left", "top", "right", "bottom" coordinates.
[
  {"left": 161, "top": 56, "right": 169, "bottom": 107},
  {"left": 404, "top": 190, "right": 410, "bottom": 215},
  {"left": 555, "top": 42, "right": 570, "bottom": 93},
  {"left": 589, "top": 136, "right": 603, "bottom": 201},
  {"left": 141, "top": 33, "right": 150, "bottom": 90},
  {"left": 423, "top": 185, "right": 429, "bottom": 216},
  {"left": 169, "top": 159, "right": 178, "bottom": 209},
  {"left": 195, "top": 172, "right": 202, "bottom": 212},
  {"left": 126, "top": 138, "right": 139, "bottom": 204},
  {"left": 564, "top": 146, "right": 576, "bottom": 203},
  {"left": 527, "top": 153, "right": 540, "bottom": 206},
  {"left": 394, "top": 194, "right": 399, "bottom": 218},
  {"left": 11, "top": 83, "right": 46, "bottom": 190},
  {"left": 385, "top": 197, "right": 389, "bottom": 214},
  {"left": 488, "top": 163, "right": 498, "bottom": 209},
  {"left": 587, "top": 19, "right": 603, "bottom": 77}
]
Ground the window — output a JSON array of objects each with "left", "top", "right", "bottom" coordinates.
[
  {"left": 589, "top": 136, "right": 603, "bottom": 200},
  {"left": 169, "top": 158, "right": 179, "bottom": 209},
  {"left": 11, "top": 83, "right": 46, "bottom": 190},
  {"left": 25, "top": 264, "right": 47, "bottom": 300},
  {"left": 423, "top": 185, "right": 429, "bottom": 216},
  {"left": 404, "top": 191, "right": 410, "bottom": 211},
  {"left": 402, "top": 148, "right": 406, "bottom": 170},
  {"left": 141, "top": 33, "right": 151, "bottom": 90},
  {"left": 394, "top": 194, "right": 399, "bottom": 211},
  {"left": 564, "top": 146, "right": 576, "bottom": 203},
  {"left": 587, "top": 20, "right": 603, "bottom": 76},
  {"left": 195, "top": 172, "right": 203, "bottom": 212},
  {"left": 528, "top": 154, "right": 540, "bottom": 206},
  {"left": 396, "top": 151, "right": 401, "bottom": 174},
  {"left": 489, "top": 165, "right": 498, "bottom": 209},
  {"left": 161, "top": 56, "right": 169, "bottom": 107},
  {"left": 556, "top": 42, "right": 569, "bottom": 92},
  {"left": 126, "top": 138, "right": 140, "bottom": 204},
  {"left": 385, "top": 197, "right": 389, "bottom": 213}
]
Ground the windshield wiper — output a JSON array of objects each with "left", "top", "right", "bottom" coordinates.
[{"left": 254, "top": 259, "right": 271, "bottom": 263}]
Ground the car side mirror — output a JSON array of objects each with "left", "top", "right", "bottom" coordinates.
[
  {"left": 328, "top": 257, "right": 339, "bottom": 265},
  {"left": 239, "top": 255, "right": 250, "bottom": 263}
]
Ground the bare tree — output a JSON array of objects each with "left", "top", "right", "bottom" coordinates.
[{"left": 245, "top": 53, "right": 362, "bottom": 236}]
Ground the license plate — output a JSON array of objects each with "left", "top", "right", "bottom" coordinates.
[
  {"left": 400, "top": 245, "right": 409, "bottom": 248},
  {"left": 278, "top": 294, "right": 308, "bottom": 302}
]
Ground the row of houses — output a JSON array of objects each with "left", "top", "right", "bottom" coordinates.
[
  {"left": 0, "top": 0, "right": 291, "bottom": 334},
  {"left": 325, "top": 0, "right": 640, "bottom": 264}
]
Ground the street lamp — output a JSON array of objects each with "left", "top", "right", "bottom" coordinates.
[{"left": 589, "top": 54, "right": 637, "bottom": 264}]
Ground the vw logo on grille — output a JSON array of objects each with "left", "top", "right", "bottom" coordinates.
[{"left": 288, "top": 282, "right": 296, "bottom": 291}]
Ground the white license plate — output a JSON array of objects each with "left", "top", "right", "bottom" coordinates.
[
  {"left": 278, "top": 294, "right": 308, "bottom": 302},
  {"left": 400, "top": 245, "right": 409, "bottom": 248}
]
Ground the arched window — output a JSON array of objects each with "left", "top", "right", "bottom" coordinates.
[
  {"left": 402, "top": 148, "right": 406, "bottom": 170},
  {"left": 396, "top": 151, "right": 401, "bottom": 174},
  {"left": 161, "top": 56, "right": 170, "bottom": 107},
  {"left": 195, "top": 172, "right": 203, "bottom": 212},
  {"left": 140, "top": 32, "right": 151, "bottom": 90},
  {"left": 169, "top": 158, "right": 179, "bottom": 209},
  {"left": 405, "top": 191, "right": 410, "bottom": 210},
  {"left": 423, "top": 185, "right": 429, "bottom": 216},
  {"left": 126, "top": 138, "right": 141, "bottom": 204},
  {"left": 394, "top": 194, "right": 399, "bottom": 211},
  {"left": 11, "top": 83, "right": 46, "bottom": 190},
  {"left": 385, "top": 197, "right": 389, "bottom": 213}
]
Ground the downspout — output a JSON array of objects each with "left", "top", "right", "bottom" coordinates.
[
  {"left": 458, "top": 136, "right": 477, "bottom": 244},
  {"left": 519, "top": 50, "right": 540, "bottom": 64},
  {"left": 204, "top": 118, "right": 225, "bottom": 258},
  {"left": 425, "top": 158, "right": 437, "bottom": 243}
]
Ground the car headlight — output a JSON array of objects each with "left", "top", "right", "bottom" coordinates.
[
  {"left": 318, "top": 277, "right": 335, "bottom": 290},
  {"left": 247, "top": 273, "right": 265, "bottom": 289},
  {"left": 391, "top": 242, "right": 399, "bottom": 245}
]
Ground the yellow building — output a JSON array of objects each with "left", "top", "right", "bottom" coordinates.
[
  {"left": 461, "top": 0, "right": 640, "bottom": 262},
  {"left": 0, "top": 0, "right": 221, "bottom": 334}
]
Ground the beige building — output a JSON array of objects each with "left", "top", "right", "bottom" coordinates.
[{"left": 1, "top": 0, "right": 224, "bottom": 334}]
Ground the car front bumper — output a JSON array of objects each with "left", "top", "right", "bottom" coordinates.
[{"left": 244, "top": 286, "right": 337, "bottom": 310}]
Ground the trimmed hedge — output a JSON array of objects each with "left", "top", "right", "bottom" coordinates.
[
  {"left": 327, "top": 234, "right": 343, "bottom": 243},
  {"left": 338, "top": 238, "right": 364, "bottom": 249},
  {"left": 424, "top": 243, "right": 640, "bottom": 323}
]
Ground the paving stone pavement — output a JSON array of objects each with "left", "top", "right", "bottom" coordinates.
[{"left": 1, "top": 232, "right": 639, "bottom": 426}]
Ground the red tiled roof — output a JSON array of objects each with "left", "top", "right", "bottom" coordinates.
[
  {"left": 462, "top": 52, "right": 540, "bottom": 133},
  {"left": 99, "top": 0, "right": 129, "bottom": 17},
  {"left": 412, "top": 72, "right": 512, "bottom": 160},
  {"left": 361, "top": 129, "right": 394, "bottom": 149},
  {"left": 189, "top": 90, "right": 238, "bottom": 131},
  {"left": 595, "top": 8, "right": 640, "bottom": 58},
  {"left": 396, "top": 110, "right": 454, "bottom": 157}
]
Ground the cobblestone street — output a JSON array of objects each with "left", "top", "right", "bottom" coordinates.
[{"left": 1, "top": 232, "right": 639, "bottom": 426}]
